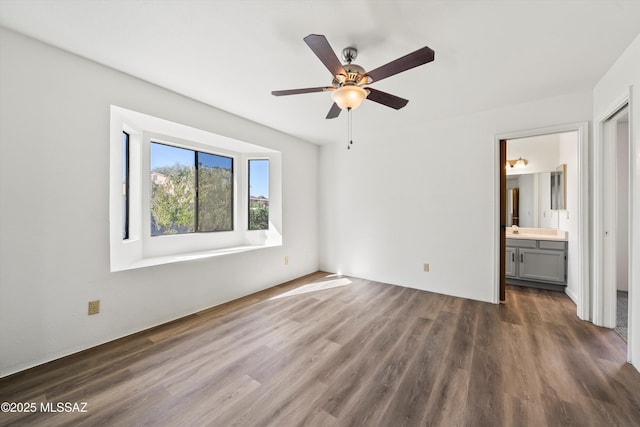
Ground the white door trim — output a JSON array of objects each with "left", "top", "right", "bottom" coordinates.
[
  {"left": 594, "top": 87, "right": 636, "bottom": 364},
  {"left": 594, "top": 94, "right": 630, "bottom": 328}
]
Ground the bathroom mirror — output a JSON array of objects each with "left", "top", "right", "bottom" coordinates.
[
  {"left": 550, "top": 164, "right": 566, "bottom": 210},
  {"left": 506, "top": 188, "right": 520, "bottom": 226},
  {"left": 506, "top": 170, "right": 564, "bottom": 228}
]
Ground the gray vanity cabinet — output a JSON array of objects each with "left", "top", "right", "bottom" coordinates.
[
  {"left": 518, "top": 248, "right": 566, "bottom": 283},
  {"left": 506, "top": 238, "right": 567, "bottom": 289}
]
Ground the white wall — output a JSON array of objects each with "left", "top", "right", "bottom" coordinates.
[
  {"left": 319, "top": 91, "right": 592, "bottom": 303},
  {"left": 507, "top": 134, "right": 560, "bottom": 175},
  {"left": 0, "top": 29, "right": 319, "bottom": 377},
  {"left": 593, "top": 32, "right": 640, "bottom": 369}
]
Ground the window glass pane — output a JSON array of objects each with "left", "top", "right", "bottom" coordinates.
[
  {"left": 150, "top": 143, "right": 195, "bottom": 235},
  {"left": 248, "top": 159, "right": 269, "bottom": 230},
  {"left": 122, "top": 132, "right": 129, "bottom": 239},
  {"left": 198, "top": 153, "right": 233, "bottom": 232}
]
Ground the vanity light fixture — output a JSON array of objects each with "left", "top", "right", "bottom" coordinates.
[{"left": 507, "top": 157, "right": 528, "bottom": 169}]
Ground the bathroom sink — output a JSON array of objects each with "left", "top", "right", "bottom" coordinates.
[{"left": 505, "top": 227, "right": 567, "bottom": 241}]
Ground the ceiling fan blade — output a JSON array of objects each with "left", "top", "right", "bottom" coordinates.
[
  {"left": 326, "top": 102, "right": 341, "bottom": 119},
  {"left": 366, "top": 46, "right": 435, "bottom": 83},
  {"left": 365, "top": 88, "right": 409, "bottom": 110},
  {"left": 303, "top": 34, "right": 347, "bottom": 77},
  {"left": 271, "top": 87, "right": 330, "bottom": 96}
]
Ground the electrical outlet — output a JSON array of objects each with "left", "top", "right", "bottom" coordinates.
[
  {"left": 284, "top": 256, "right": 289, "bottom": 265},
  {"left": 423, "top": 263, "right": 430, "bottom": 272},
  {"left": 88, "top": 300, "right": 100, "bottom": 315}
]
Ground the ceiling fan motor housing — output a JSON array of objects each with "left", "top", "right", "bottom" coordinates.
[{"left": 332, "top": 63, "right": 372, "bottom": 88}]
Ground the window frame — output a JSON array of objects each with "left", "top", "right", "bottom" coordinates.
[
  {"left": 122, "top": 131, "right": 130, "bottom": 240},
  {"left": 149, "top": 141, "right": 235, "bottom": 236},
  {"left": 247, "top": 158, "right": 270, "bottom": 231},
  {"left": 195, "top": 149, "right": 234, "bottom": 233}
]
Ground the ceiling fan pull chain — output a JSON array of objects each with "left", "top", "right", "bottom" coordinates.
[{"left": 347, "top": 107, "right": 353, "bottom": 150}]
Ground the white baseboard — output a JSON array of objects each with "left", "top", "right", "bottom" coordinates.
[{"left": 565, "top": 286, "right": 578, "bottom": 304}]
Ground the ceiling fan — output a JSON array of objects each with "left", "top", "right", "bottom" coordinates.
[{"left": 272, "top": 34, "right": 435, "bottom": 119}]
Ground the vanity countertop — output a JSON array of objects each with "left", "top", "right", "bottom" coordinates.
[{"left": 506, "top": 227, "right": 568, "bottom": 241}]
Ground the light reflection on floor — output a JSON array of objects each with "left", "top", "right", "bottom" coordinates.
[{"left": 270, "top": 277, "right": 352, "bottom": 300}]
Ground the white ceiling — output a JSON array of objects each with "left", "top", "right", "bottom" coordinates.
[{"left": 1, "top": 0, "right": 639, "bottom": 145}]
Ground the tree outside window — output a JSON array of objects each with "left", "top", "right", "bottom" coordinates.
[
  {"left": 150, "top": 142, "right": 232, "bottom": 235},
  {"left": 248, "top": 159, "right": 269, "bottom": 230}
]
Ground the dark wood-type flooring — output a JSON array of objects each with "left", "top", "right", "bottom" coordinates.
[{"left": 1, "top": 272, "right": 639, "bottom": 426}]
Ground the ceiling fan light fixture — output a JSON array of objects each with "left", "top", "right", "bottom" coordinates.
[{"left": 331, "top": 85, "right": 368, "bottom": 110}]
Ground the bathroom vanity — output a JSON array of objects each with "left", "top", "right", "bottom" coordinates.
[{"left": 505, "top": 227, "right": 567, "bottom": 291}]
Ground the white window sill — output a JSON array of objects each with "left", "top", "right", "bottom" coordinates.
[{"left": 120, "top": 242, "right": 282, "bottom": 271}]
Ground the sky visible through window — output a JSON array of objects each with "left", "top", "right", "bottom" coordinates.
[
  {"left": 249, "top": 160, "right": 269, "bottom": 198},
  {"left": 151, "top": 143, "right": 193, "bottom": 170},
  {"left": 150, "top": 144, "right": 268, "bottom": 197}
]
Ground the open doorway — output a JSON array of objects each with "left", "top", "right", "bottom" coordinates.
[
  {"left": 602, "top": 105, "right": 630, "bottom": 342},
  {"left": 503, "top": 132, "right": 577, "bottom": 295},
  {"left": 495, "top": 122, "right": 589, "bottom": 319}
]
